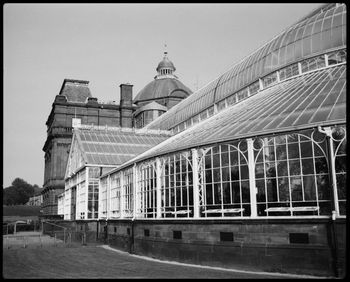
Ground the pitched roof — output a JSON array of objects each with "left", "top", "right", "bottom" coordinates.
[
  {"left": 74, "top": 126, "right": 172, "bottom": 166},
  {"left": 58, "top": 79, "right": 92, "bottom": 103}
]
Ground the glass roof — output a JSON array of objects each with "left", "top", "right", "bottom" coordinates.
[
  {"left": 135, "top": 64, "right": 346, "bottom": 162},
  {"left": 146, "top": 3, "right": 346, "bottom": 131},
  {"left": 75, "top": 128, "right": 170, "bottom": 166}
]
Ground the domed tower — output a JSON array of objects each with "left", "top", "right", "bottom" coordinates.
[{"left": 133, "top": 51, "right": 192, "bottom": 128}]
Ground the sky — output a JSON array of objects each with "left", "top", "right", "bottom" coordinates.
[{"left": 3, "top": 3, "right": 322, "bottom": 188}]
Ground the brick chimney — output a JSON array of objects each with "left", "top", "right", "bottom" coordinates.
[{"left": 119, "top": 83, "right": 133, "bottom": 128}]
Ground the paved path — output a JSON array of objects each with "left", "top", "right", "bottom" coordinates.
[{"left": 3, "top": 244, "right": 326, "bottom": 279}]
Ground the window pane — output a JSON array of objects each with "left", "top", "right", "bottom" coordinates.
[
  {"left": 303, "top": 175, "right": 316, "bottom": 200},
  {"left": 277, "top": 161, "right": 288, "bottom": 176},
  {"left": 266, "top": 179, "right": 278, "bottom": 202},
  {"left": 278, "top": 177, "right": 289, "bottom": 202},
  {"left": 302, "top": 158, "right": 314, "bottom": 175},
  {"left": 291, "top": 176, "right": 303, "bottom": 201}
]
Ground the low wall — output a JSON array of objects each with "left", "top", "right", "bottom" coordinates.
[
  {"left": 45, "top": 218, "right": 346, "bottom": 277},
  {"left": 106, "top": 218, "right": 346, "bottom": 278}
]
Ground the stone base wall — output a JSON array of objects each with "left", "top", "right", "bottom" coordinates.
[
  {"left": 106, "top": 218, "right": 346, "bottom": 278},
  {"left": 48, "top": 218, "right": 346, "bottom": 278}
]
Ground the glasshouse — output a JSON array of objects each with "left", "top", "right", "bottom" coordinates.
[
  {"left": 55, "top": 3, "right": 346, "bottom": 278},
  {"left": 63, "top": 125, "right": 171, "bottom": 220}
]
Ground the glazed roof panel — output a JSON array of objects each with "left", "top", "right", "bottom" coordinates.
[
  {"left": 74, "top": 127, "right": 171, "bottom": 166},
  {"left": 146, "top": 3, "right": 346, "bottom": 131},
  {"left": 136, "top": 65, "right": 346, "bottom": 162}
]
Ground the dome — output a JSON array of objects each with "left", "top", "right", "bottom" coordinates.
[
  {"left": 156, "top": 56, "right": 176, "bottom": 72},
  {"left": 134, "top": 51, "right": 192, "bottom": 106},
  {"left": 134, "top": 78, "right": 192, "bottom": 104}
]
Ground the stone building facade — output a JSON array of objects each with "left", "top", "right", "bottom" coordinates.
[{"left": 42, "top": 80, "right": 136, "bottom": 217}]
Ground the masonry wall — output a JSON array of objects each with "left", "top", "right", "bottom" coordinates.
[
  {"left": 48, "top": 217, "right": 345, "bottom": 277},
  {"left": 104, "top": 218, "right": 346, "bottom": 278}
]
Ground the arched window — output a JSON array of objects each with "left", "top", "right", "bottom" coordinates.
[
  {"left": 201, "top": 141, "right": 250, "bottom": 217},
  {"left": 253, "top": 129, "right": 330, "bottom": 217},
  {"left": 161, "top": 152, "right": 193, "bottom": 218},
  {"left": 138, "top": 162, "right": 157, "bottom": 218}
]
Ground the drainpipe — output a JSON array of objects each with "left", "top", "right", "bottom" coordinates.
[
  {"left": 318, "top": 126, "right": 339, "bottom": 277},
  {"left": 130, "top": 163, "right": 137, "bottom": 254}
]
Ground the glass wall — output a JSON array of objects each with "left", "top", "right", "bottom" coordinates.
[
  {"left": 88, "top": 167, "right": 100, "bottom": 219},
  {"left": 161, "top": 152, "right": 193, "bottom": 218},
  {"left": 110, "top": 173, "right": 121, "bottom": 218},
  {"left": 138, "top": 162, "right": 157, "bottom": 218},
  {"left": 254, "top": 129, "right": 331, "bottom": 216},
  {"left": 99, "top": 177, "right": 108, "bottom": 218},
  {"left": 123, "top": 167, "right": 134, "bottom": 217},
  {"left": 65, "top": 168, "right": 86, "bottom": 220},
  {"left": 201, "top": 142, "right": 250, "bottom": 217},
  {"left": 77, "top": 176, "right": 86, "bottom": 219},
  {"left": 99, "top": 124, "right": 346, "bottom": 220}
]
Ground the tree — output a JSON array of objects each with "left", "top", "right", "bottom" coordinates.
[{"left": 3, "top": 178, "right": 40, "bottom": 205}]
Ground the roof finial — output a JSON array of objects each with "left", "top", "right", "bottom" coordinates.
[{"left": 164, "top": 43, "right": 168, "bottom": 57}]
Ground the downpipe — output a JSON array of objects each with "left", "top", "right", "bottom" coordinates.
[{"left": 130, "top": 216, "right": 135, "bottom": 254}]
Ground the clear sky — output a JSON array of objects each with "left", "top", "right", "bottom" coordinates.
[{"left": 3, "top": 3, "right": 322, "bottom": 188}]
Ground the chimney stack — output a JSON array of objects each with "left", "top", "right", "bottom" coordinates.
[
  {"left": 119, "top": 83, "right": 133, "bottom": 128},
  {"left": 120, "top": 83, "right": 133, "bottom": 107}
]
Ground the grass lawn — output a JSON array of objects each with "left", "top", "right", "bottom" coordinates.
[{"left": 2, "top": 246, "right": 293, "bottom": 279}]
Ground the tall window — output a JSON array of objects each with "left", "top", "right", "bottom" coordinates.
[
  {"left": 77, "top": 169, "right": 86, "bottom": 219},
  {"left": 110, "top": 173, "right": 121, "bottom": 218},
  {"left": 201, "top": 142, "right": 250, "bottom": 217},
  {"left": 123, "top": 168, "right": 134, "bottom": 217},
  {"left": 254, "top": 129, "right": 331, "bottom": 216},
  {"left": 162, "top": 152, "right": 193, "bottom": 218},
  {"left": 99, "top": 177, "right": 108, "bottom": 218},
  {"left": 88, "top": 167, "right": 100, "bottom": 219},
  {"left": 139, "top": 162, "right": 157, "bottom": 218}
]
